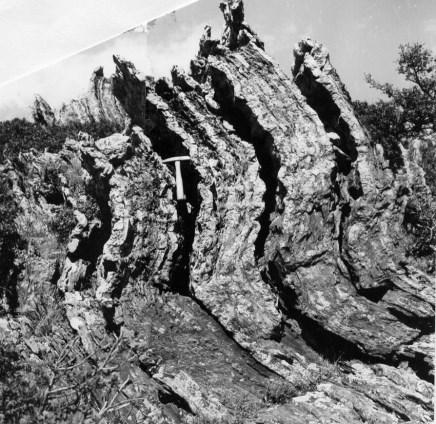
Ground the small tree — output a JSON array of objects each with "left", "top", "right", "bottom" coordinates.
[
  {"left": 353, "top": 99, "right": 405, "bottom": 171},
  {"left": 354, "top": 43, "right": 436, "bottom": 258},
  {"left": 365, "top": 42, "right": 435, "bottom": 132},
  {"left": 354, "top": 42, "right": 436, "bottom": 172}
]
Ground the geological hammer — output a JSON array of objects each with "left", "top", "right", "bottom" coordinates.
[{"left": 162, "top": 156, "right": 191, "bottom": 201}]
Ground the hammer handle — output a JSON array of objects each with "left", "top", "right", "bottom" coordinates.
[{"left": 175, "top": 160, "right": 185, "bottom": 200}]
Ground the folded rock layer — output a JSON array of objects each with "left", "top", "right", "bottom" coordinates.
[{"left": 3, "top": 1, "right": 434, "bottom": 423}]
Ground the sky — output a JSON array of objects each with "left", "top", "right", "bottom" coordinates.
[
  {"left": 0, "top": 0, "right": 198, "bottom": 85},
  {"left": 0, "top": 0, "right": 435, "bottom": 121}
]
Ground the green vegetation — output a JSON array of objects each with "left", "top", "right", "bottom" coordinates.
[
  {"left": 192, "top": 362, "right": 340, "bottom": 424},
  {"left": 353, "top": 42, "right": 435, "bottom": 172},
  {"left": 264, "top": 380, "right": 297, "bottom": 404},
  {"left": 264, "top": 362, "right": 339, "bottom": 405},
  {"left": 0, "top": 118, "right": 122, "bottom": 162},
  {"left": 0, "top": 117, "right": 119, "bottom": 312},
  {"left": 0, "top": 332, "right": 143, "bottom": 424},
  {"left": 354, "top": 42, "right": 436, "bottom": 257},
  {"left": 404, "top": 194, "right": 436, "bottom": 257},
  {"left": 0, "top": 174, "right": 25, "bottom": 312},
  {"left": 0, "top": 116, "right": 116, "bottom": 245},
  {"left": 49, "top": 207, "right": 77, "bottom": 244}
]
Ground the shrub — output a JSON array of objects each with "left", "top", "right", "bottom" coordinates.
[
  {"left": 0, "top": 341, "right": 97, "bottom": 423},
  {"left": 0, "top": 118, "right": 122, "bottom": 163},
  {"left": 264, "top": 380, "right": 297, "bottom": 404},
  {"left": 0, "top": 335, "right": 139, "bottom": 423},
  {"left": 419, "top": 138, "right": 436, "bottom": 197},
  {"left": 77, "top": 194, "right": 101, "bottom": 222},
  {"left": 364, "top": 42, "right": 435, "bottom": 133},
  {"left": 0, "top": 344, "right": 52, "bottom": 422},
  {"left": 404, "top": 194, "right": 436, "bottom": 257},
  {"left": 264, "top": 362, "right": 340, "bottom": 405},
  {"left": 353, "top": 42, "right": 436, "bottom": 173},
  {"left": 38, "top": 162, "right": 65, "bottom": 205},
  {"left": 353, "top": 100, "right": 405, "bottom": 171},
  {"left": 49, "top": 207, "right": 76, "bottom": 244},
  {"left": 0, "top": 175, "right": 25, "bottom": 312}
]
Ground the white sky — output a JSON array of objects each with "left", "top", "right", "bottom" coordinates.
[{"left": 0, "top": 0, "right": 198, "bottom": 86}]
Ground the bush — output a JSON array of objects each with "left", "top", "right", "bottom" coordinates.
[
  {"left": 0, "top": 341, "right": 97, "bottom": 423},
  {"left": 0, "top": 335, "right": 139, "bottom": 423},
  {"left": 0, "top": 117, "right": 114, "bottom": 246},
  {"left": 264, "top": 361, "right": 340, "bottom": 405},
  {"left": 49, "top": 207, "right": 76, "bottom": 244},
  {"left": 364, "top": 42, "right": 435, "bottom": 133},
  {"left": 419, "top": 138, "right": 436, "bottom": 197},
  {"left": 38, "top": 163, "right": 65, "bottom": 205},
  {"left": 0, "top": 344, "right": 52, "bottom": 423},
  {"left": 353, "top": 42, "right": 436, "bottom": 173},
  {"left": 404, "top": 194, "right": 436, "bottom": 257},
  {"left": 0, "top": 175, "right": 25, "bottom": 312},
  {"left": 0, "top": 118, "right": 122, "bottom": 163},
  {"left": 353, "top": 100, "right": 405, "bottom": 171},
  {"left": 264, "top": 380, "right": 297, "bottom": 404}
]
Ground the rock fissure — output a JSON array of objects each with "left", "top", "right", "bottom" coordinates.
[
  {"left": 196, "top": 50, "right": 409, "bottom": 376},
  {"left": 2, "top": 2, "right": 434, "bottom": 422},
  {"left": 265, "top": 260, "right": 405, "bottom": 367},
  {"left": 207, "top": 65, "right": 283, "bottom": 261},
  {"left": 138, "top": 90, "right": 290, "bottom": 377},
  {"left": 143, "top": 99, "right": 202, "bottom": 296}
]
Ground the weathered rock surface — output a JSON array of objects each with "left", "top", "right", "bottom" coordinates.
[
  {"left": 33, "top": 66, "right": 129, "bottom": 127},
  {"left": 1, "top": 1, "right": 434, "bottom": 423},
  {"left": 253, "top": 362, "right": 433, "bottom": 424}
]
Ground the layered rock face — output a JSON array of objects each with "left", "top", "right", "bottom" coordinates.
[
  {"left": 33, "top": 67, "right": 128, "bottom": 127},
  {"left": 2, "top": 1, "right": 434, "bottom": 423}
]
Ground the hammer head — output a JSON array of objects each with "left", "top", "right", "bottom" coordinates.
[{"left": 162, "top": 155, "right": 190, "bottom": 164}]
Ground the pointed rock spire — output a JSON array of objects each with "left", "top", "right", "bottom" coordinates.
[
  {"left": 32, "top": 94, "right": 56, "bottom": 126},
  {"left": 199, "top": 25, "right": 220, "bottom": 57},
  {"left": 219, "top": 0, "right": 264, "bottom": 50},
  {"left": 194, "top": 0, "right": 264, "bottom": 63}
]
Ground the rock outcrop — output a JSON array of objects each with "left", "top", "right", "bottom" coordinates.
[
  {"left": 33, "top": 66, "right": 129, "bottom": 127},
  {"left": 1, "top": 1, "right": 434, "bottom": 423}
]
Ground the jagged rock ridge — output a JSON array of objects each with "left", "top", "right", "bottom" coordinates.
[
  {"left": 33, "top": 66, "right": 129, "bottom": 127},
  {"left": 4, "top": 1, "right": 434, "bottom": 423}
]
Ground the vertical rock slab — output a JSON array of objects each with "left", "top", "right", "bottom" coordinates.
[
  {"left": 110, "top": 0, "right": 430, "bottom": 372},
  {"left": 77, "top": 128, "right": 181, "bottom": 307},
  {"left": 291, "top": 38, "right": 434, "bottom": 368},
  {"left": 111, "top": 55, "right": 334, "bottom": 380},
  {"left": 196, "top": 37, "right": 419, "bottom": 358},
  {"left": 131, "top": 71, "right": 300, "bottom": 376}
]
